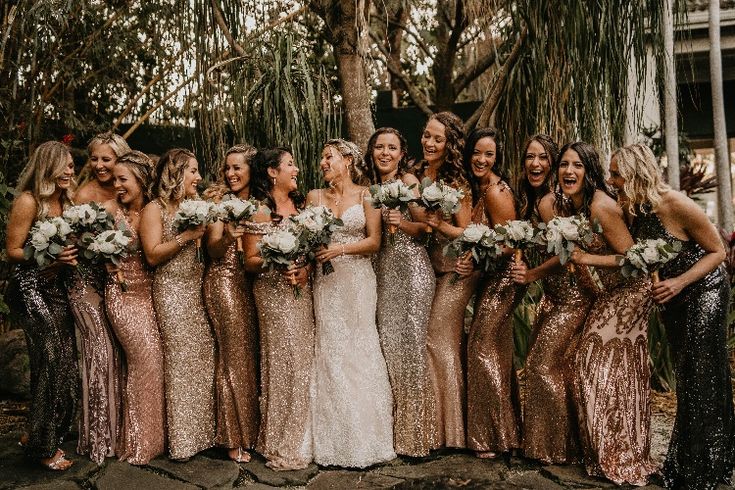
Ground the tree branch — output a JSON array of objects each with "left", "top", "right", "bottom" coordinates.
[
  {"left": 210, "top": 0, "right": 246, "bottom": 56},
  {"left": 452, "top": 38, "right": 503, "bottom": 96}
]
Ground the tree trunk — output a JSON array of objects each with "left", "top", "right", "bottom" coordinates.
[
  {"left": 662, "top": 0, "right": 680, "bottom": 189},
  {"left": 336, "top": 52, "right": 375, "bottom": 151},
  {"left": 710, "top": 0, "right": 733, "bottom": 232}
]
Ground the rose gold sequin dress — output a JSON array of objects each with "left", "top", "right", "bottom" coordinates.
[
  {"left": 152, "top": 202, "right": 216, "bottom": 460},
  {"left": 105, "top": 210, "right": 165, "bottom": 465},
  {"left": 573, "top": 234, "right": 657, "bottom": 485},
  {"left": 375, "top": 208, "right": 437, "bottom": 457},
  {"left": 426, "top": 184, "right": 479, "bottom": 449},
  {"left": 249, "top": 221, "right": 314, "bottom": 470},
  {"left": 466, "top": 184, "right": 524, "bottom": 454},
  {"left": 69, "top": 257, "right": 122, "bottom": 464},
  {"left": 203, "top": 239, "right": 260, "bottom": 451}
]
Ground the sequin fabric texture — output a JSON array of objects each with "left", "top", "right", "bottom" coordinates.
[
  {"left": 68, "top": 264, "right": 122, "bottom": 464},
  {"left": 374, "top": 208, "right": 437, "bottom": 457},
  {"left": 7, "top": 264, "right": 79, "bottom": 459},
  {"left": 573, "top": 233, "right": 657, "bottom": 486},
  {"left": 203, "top": 238, "right": 260, "bottom": 451},
  {"left": 105, "top": 210, "right": 165, "bottom": 465},
  {"left": 249, "top": 221, "right": 314, "bottom": 471},
  {"left": 310, "top": 203, "right": 396, "bottom": 468},
  {"left": 633, "top": 211, "right": 735, "bottom": 490},
  {"left": 152, "top": 202, "right": 215, "bottom": 460}
]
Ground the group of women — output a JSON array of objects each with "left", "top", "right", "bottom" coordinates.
[{"left": 6, "top": 111, "right": 734, "bottom": 489}]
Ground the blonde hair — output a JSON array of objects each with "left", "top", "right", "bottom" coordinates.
[
  {"left": 116, "top": 151, "right": 155, "bottom": 203},
  {"left": 203, "top": 144, "right": 257, "bottom": 201},
  {"left": 154, "top": 148, "right": 196, "bottom": 207},
  {"left": 15, "top": 141, "right": 74, "bottom": 219},
  {"left": 612, "top": 143, "right": 670, "bottom": 216},
  {"left": 324, "top": 138, "right": 367, "bottom": 185},
  {"left": 77, "top": 131, "right": 132, "bottom": 186}
]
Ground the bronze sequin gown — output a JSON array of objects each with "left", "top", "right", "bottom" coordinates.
[
  {"left": 104, "top": 210, "right": 165, "bottom": 465},
  {"left": 573, "top": 234, "right": 657, "bottom": 486},
  {"left": 152, "top": 202, "right": 216, "bottom": 459},
  {"left": 203, "top": 239, "right": 260, "bottom": 451},
  {"left": 466, "top": 186, "right": 524, "bottom": 454},
  {"left": 7, "top": 263, "right": 78, "bottom": 459},
  {"left": 68, "top": 261, "right": 122, "bottom": 464},
  {"left": 249, "top": 221, "right": 314, "bottom": 470},
  {"left": 523, "top": 261, "right": 593, "bottom": 463},
  {"left": 374, "top": 208, "right": 437, "bottom": 457},
  {"left": 633, "top": 211, "right": 734, "bottom": 490}
]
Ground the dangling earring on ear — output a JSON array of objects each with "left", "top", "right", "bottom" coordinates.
[{"left": 272, "top": 177, "right": 276, "bottom": 186}]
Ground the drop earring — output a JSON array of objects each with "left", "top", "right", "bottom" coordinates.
[{"left": 272, "top": 177, "right": 276, "bottom": 186}]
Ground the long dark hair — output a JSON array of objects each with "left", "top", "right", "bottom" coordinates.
[
  {"left": 364, "top": 127, "right": 410, "bottom": 185},
  {"left": 463, "top": 127, "right": 508, "bottom": 206},
  {"left": 553, "top": 141, "right": 614, "bottom": 217},
  {"left": 517, "top": 134, "right": 558, "bottom": 220},
  {"left": 250, "top": 146, "right": 304, "bottom": 221},
  {"left": 413, "top": 111, "right": 468, "bottom": 188}
]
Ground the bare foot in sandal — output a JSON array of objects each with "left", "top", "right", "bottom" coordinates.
[
  {"left": 228, "top": 447, "right": 251, "bottom": 463},
  {"left": 41, "top": 449, "right": 73, "bottom": 471}
]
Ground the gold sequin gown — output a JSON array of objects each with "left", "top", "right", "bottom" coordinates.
[
  {"left": 203, "top": 239, "right": 260, "bottom": 451},
  {"left": 374, "top": 209, "right": 437, "bottom": 457},
  {"left": 426, "top": 184, "right": 479, "bottom": 449},
  {"left": 68, "top": 259, "right": 122, "bottom": 464},
  {"left": 152, "top": 202, "right": 216, "bottom": 460},
  {"left": 466, "top": 186, "right": 524, "bottom": 454},
  {"left": 105, "top": 210, "right": 165, "bottom": 465},
  {"left": 573, "top": 234, "right": 657, "bottom": 485},
  {"left": 523, "top": 248, "right": 593, "bottom": 463},
  {"left": 249, "top": 221, "right": 314, "bottom": 470}
]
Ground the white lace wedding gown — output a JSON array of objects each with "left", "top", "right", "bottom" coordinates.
[{"left": 311, "top": 203, "right": 396, "bottom": 467}]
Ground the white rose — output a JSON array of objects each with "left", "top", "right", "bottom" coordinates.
[
  {"left": 38, "top": 221, "right": 57, "bottom": 239},
  {"left": 422, "top": 184, "right": 444, "bottom": 202},
  {"left": 463, "top": 224, "right": 487, "bottom": 243},
  {"left": 303, "top": 217, "right": 323, "bottom": 233},
  {"left": 641, "top": 247, "right": 659, "bottom": 264},
  {"left": 53, "top": 218, "right": 72, "bottom": 237},
  {"left": 30, "top": 231, "right": 50, "bottom": 251},
  {"left": 97, "top": 241, "right": 117, "bottom": 255},
  {"left": 558, "top": 220, "right": 579, "bottom": 240}
]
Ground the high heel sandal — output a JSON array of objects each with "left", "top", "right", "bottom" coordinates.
[
  {"left": 41, "top": 450, "right": 73, "bottom": 471},
  {"left": 229, "top": 447, "right": 250, "bottom": 463}
]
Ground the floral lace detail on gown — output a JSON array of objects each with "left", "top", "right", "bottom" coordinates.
[{"left": 311, "top": 203, "right": 396, "bottom": 467}]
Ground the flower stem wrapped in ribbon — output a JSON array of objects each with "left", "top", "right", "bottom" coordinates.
[
  {"left": 418, "top": 178, "right": 464, "bottom": 234},
  {"left": 23, "top": 217, "right": 74, "bottom": 267},
  {"left": 257, "top": 225, "right": 308, "bottom": 298},
  {"left": 368, "top": 180, "right": 416, "bottom": 245},
  {"left": 173, "top": 199, "right": 218, "bottom": 262},
  {"left": 290, "top": 205, "right": 343, "bottom": 275},
  {"left": 619, "top": 238, "right": 681, "bottom": 283},
  {"left": 214, "top": 195, "right": 261, "bottom": 265},
  {"left": 492, "top": 219, "right": 539, "bottom": 264},
  {"left": 444, "top": 223, "right": 504, "bottom": 282},
  {"left": 537, "top": 215, "right": 602, "bottom": 272}
]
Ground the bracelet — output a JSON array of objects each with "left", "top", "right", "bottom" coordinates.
[
  {"left": 174, "top": 234, "right": 185, "bottom": 248},
  {"left": 341, "top": 244, "right": 346, "bottom": 257}
]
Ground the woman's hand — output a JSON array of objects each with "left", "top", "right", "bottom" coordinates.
[
  {"left": 224, "top": 221, "right": 246, "bottom": 242},
  {"left": 383, "top": 209, "right": 402, "bottom": 227},
  {"left": 56, "top": 245, "right": 78, "bottom": 267},
  {"left": 652, "top": 277, "right": 684, "bottom": 304},
  {"left": 454, "top": 252, "right": 474, "bottom": 278},
  {"left": 104, "top": 262, "right": 120, "bottom": 274},
  {"left": 282, "top": 265, "right": 309, "bottom": 287},
  {"left": 424, "top": 210, "right": 445, "bottom": 230},
  {"left": 315, "top": 244, "right": 343, "bottom": 264},
  {"left": 570, "top": 249, "right": 589, "bottom": 266},
  {"left": 510, "top": 260, "right": 531, "bottom": 284},
  {"left": 178, "top": 224, "right": 206, "bottom": 244}
]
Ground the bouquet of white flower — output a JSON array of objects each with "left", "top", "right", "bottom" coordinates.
[
  {"left": 290, "top": 205, "right": 343, "bottom": 275},
  {"left": 86, "top": 228, "right": 133, "bottom": 290},
  {"left": 493, "top": 219, "right": 538, "bottom": 264},
  {"left": 214, "top": 195, "right": 262, "bottom": 262},
  {"left": 23, "top": 217, "right": 74, "bottom": 267},
  {"left": 418, "top": 178, "right": 464, "bottom": 233},
  {"left": 63, "top": 202, "right": 114, "bottom": 237},
  {"left": 538, "top": 215, "right": 602, "bottom": 269},
  {"left": 257, "top": 226, "right": 308, "bottom": 298},
  {"left": 444, "top": 223, "right": 504, "bottom": 280},
  {"left": 173, "top": 199, "right": 218, "bottom": 261},
  {"left": 619, "top": 238, "right": 681, "bottom": 283},
  {"left": 368, "top": 180, "right": 416, "bottom": 244}
]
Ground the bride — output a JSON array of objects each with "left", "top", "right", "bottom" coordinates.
[{"left": 306, "top": 138, "right": 396, "bottom": 468}]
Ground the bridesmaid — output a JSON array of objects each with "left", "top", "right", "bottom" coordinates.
[
  {"left": 511, "top": 135, "right": 590, "bottom": 464},
  {"left": 414, "top": 111, "right": 475, "bottom": 448},
  {"left": 455, "top": 128, "right": 523, "bottom": 458},
  {"left": 203, "top": 144, "right": 260, "bottom": 463},
  {"left": 243, "top": 147, "right": 314, "bottom": 471},
  {"left": 71, "top": 132, "right": 130, "bottom": 464},
  {"left": 609, "top": 144, "right": 733, "bottom": 490},
  {"left": 102, "top": 151, "right": 165, "bottom": 465},
  {"left": 564, "top": 142, "right": 657, "bottom": 485},
  {"left": 139, "top": 148, "right": 216, "bottom": 460},
  {"left": 5, "top": 142, "right": 79, "bottom": 470},
  {"left": 367, "top": 127, "right": 437, "bottom": 457}
]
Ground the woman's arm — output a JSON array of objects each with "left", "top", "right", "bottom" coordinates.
[
  {"left": 139, "top": 202, "right": 204, "bottom": 266},
  {"left": 315, "top": 192, "right": 381, "bottom": 263},
  {"left": 6, "top": 193, "right": 38, "bottom": 264},
  {"left": 393, "top": 173, "right": 429, "bottom": 238},
  {"left": 206, "top": 220, "right": 244, "bottom": 259},
  {"left": 243, "top": 207, "right": 270, "bottom": 273},
  {"left": 571, "top": 192, "right": 633, "bottom": 268}
]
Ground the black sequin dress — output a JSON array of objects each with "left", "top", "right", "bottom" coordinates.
[
  {"left": 7, "top": 263, "right": 79, "bottom": 459},
  {"left": 632, "top": 211, "right": 735, "bottom": 490}
]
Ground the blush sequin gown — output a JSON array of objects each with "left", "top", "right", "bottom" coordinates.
[
  {"left": 203, "top": 236, "right": 260, "bottom": 452},
  {"left": 311, "top": 203, "right": 396, "bottom": 467},
  {"left": 249, "top": 221, "right": 314, "bottom": 470},
  {"left": 152, "top": 201, "right": 216, "bottom": 460},
  {"left": 105, "top": 210, "right": 165, "bottom": 465},
  {"left": 466, "top": 183, "right": 525, "bottom": 454},
  {"left": 8, "top": 262, "right": 78, "bottom": 460},
  {"left": 374, "top": 208, "right": 437, "bottom": 457},
  {"left": 68, "top": 257, "right": 122, "bottom": 464},
  {"left": 633, "top": 210, "right": 734, "bottom": 490},
  {"left": 573, "top": 234, "right": 657, "bottom": 486}
]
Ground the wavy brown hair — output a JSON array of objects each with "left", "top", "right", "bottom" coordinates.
[
  {"left": 517, "top": 134, "right": 558, "bottom": 220},
  {"left": 116, "top": 151, "right": 156, "bottom": 203},
  {"left": 413, "top": 111, "right": 468, "bottom": 188},
  {"left": 153, "top": 148, "right": 197, "bottom": 208}
]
